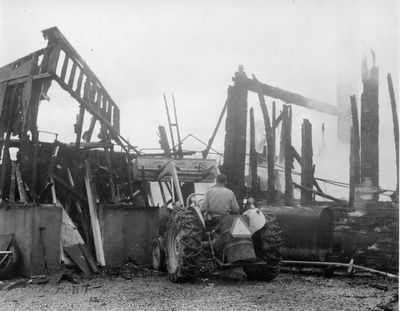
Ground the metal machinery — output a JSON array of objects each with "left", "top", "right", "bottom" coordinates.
[{"left": 133, "top": 157, "right": 283, "bottom": 282}]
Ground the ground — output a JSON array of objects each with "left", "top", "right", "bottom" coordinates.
[{"left": 0, "top": 269, "right": 398, "bottom": 311}]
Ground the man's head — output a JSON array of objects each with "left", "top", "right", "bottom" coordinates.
[{"left": 216, "top": 174, "right": 227, "bottom": 186}]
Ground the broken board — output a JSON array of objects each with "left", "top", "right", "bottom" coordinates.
[{"left": 64, "top": 245, "right": 92, "bottom": 278}]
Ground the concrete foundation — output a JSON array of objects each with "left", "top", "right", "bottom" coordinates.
[
  {"left": 0, "top": 204, "right": 62, "bottom": 277},
  {"left": 99, "top": 205, "right": 158, "bottom": 267}
]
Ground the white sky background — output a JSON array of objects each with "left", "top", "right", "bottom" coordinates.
[{"left": 0, "top": 0, "right": 398, "bottom": 195}]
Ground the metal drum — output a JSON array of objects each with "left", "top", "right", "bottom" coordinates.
[{"left": 263, "top": 205, "right": 333, "bottom": 262}]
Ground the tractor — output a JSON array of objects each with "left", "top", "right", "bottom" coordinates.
[{"left": 133, "top": 157, "right": 282, "bottom": 283}]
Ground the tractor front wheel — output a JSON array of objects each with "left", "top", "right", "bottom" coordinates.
[{"left": 165, "top": 207, "right": 202, "bottom": 282}]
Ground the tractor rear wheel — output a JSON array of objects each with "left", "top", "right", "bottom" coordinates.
[
  {"left": 245, "top": 211, "right": 282, "bottom": 281},
  {"left": 165, "top": 207, "right": 202, "bottom": 282}
]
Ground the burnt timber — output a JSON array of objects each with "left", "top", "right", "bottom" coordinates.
[
  {"left": 220, "top": 64, "right": 398, "bottom": 273},
  {"left": 0, "top": 27, "right": 156, "bottom": 276}
]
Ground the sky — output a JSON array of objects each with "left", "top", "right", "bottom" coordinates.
[{"left": 0, "top": 0, "right": 398, "bottom": 195}]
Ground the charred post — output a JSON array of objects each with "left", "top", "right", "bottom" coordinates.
[
  {"left": 349, "top": 95, "right": 361, "bottom": 207},
  {"left": 223, "top": 66, "right": 248, "bottom": 209},
  {"left": 282, "top": 105, "right": 293, "bottom": 205},
  {"left": 249, "top": 107, "right": 258, "bottom": 198},
  {"left": 258, "top": 91, "right": 276, "bottom": 201},
  {"left": 360, "top": 53, "right": 379, "bottom": 190},
  {"left": 301, "top": 119, "right": 313, "bottom": 206}
]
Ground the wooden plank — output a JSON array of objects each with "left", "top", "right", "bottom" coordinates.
[
  {"left": 312, "top": 165, "right": 324, "bottom": 194},
  {"left": 273, "top": 111, "right": 283, "bottom": 129},
  {"left": 67, "top": 62, "right": 77, "bottom": 88},
  {"left": 84, "top": 161, "right": 105, "bottom": 266},
  {"left": 89, "top": 83, "right": 96, "bottom": 105},
  {"left": 258, "top": 92, "right": 275, "bottom": 200},
  {"left": 83, "top": 79, "right": 91, "bottom": 101},
  {"left": 301, "top": 119, "right": 313, "bottom": 206},
  {"left": 79, "top": 244, "right": 99, "bottom": 274},
  {"left": 15, "top": 163, "right": 27, "bottom": 203},
  {"left": 291, "top": 146, "right": 301, "bottom": 163},
  {"left": 66, "top": 168, "right": 90, "bottom": 244},
  {"left": 64, "top": 245, "right": 93, "bottom": 277},
  {"left": 29, "top": 84, "right": 42, "bottom": 195},
  {"left": 113, "top": 107, "right": 120, "bottom": 132},
  {"left": 234, "top": 75, "right": 340, "bottom": 115},
  {"left": 0, "top": 234, "right": 14, "bottom": 251},
  {"left": 75, "top": 70, "right": 84, "bottom": 95},
  {"left": 59, "top": 55, "right": 69, "bottom": 82},
  {"left": 9, "top": 162, "right": 16, "bottom": 202}
]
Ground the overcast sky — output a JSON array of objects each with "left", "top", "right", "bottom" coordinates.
[{"left": 0, "top": 0, "right": 398, "bottom": 193}]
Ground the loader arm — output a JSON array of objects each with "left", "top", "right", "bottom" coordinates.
[{"left": 156, "top": 162, "right": 184, "bottom": 206}]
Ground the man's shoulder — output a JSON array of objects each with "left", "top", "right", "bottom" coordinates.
[{"left": 210, "top": 186, "right": 234, "bottom": 195}]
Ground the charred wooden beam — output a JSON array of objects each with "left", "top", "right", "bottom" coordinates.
[
  {"left": 387, "top": 73, "right": 399, "bottom": 199},
  {"left": 0, "top": 86, "right": 18, "bottom": 200},
  {"left": 233, "top": 76, "right": 340, "bottom": 115},
  {"left": 283, "top": 105, "right": 293, "bottom": 205},
  {"left": 291, "top": 146, "right": 301, "bottom": 163},
  {"left": 349, "top": 95, "right": 361, "bottom": 207},
  {"left": 9, "top": 162, "right": 16, "bottom": 202},
  {"left": 301, "top": 119, "right": 313, "bottom": 206},
  {"left": 102, "top": 127, "right": 116, "bottom": 202},
  {"left": 360, "top": 53, "right": 379, "bottom": 189},
  {"left": 223, "top": 67, "right": 248, "bottom": 209},
  {"left": 158, "top": 126, "right": 172, "bottom": 157},
  {"left": 249, "top": 107, "right": 258, "bottom": 197},
  {"left": 293, "top": 182, "right": 346, "bottom": 203},
  {"left": 257, "top": 87, "right": 275, "bottom": 200}
]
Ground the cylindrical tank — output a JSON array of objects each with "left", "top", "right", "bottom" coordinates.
[{"left": 262, "top": 205, "right": 333, "bottom": 261}]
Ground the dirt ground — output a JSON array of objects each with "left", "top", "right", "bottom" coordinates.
[{"left": 0, "top": 270, "right": 398, "bottom": 311}]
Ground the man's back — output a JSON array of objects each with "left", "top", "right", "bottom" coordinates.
[{"left": 201, "top": 185, "right": 240, "bottom": 216}]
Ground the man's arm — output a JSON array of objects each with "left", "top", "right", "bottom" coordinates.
[{"left": 230, "top": 192, "right": 240, "bottom": 214}]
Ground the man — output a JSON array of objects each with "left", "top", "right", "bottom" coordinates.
[{"left": 201, "top": 174, "right": 240, "bottom": 217}]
